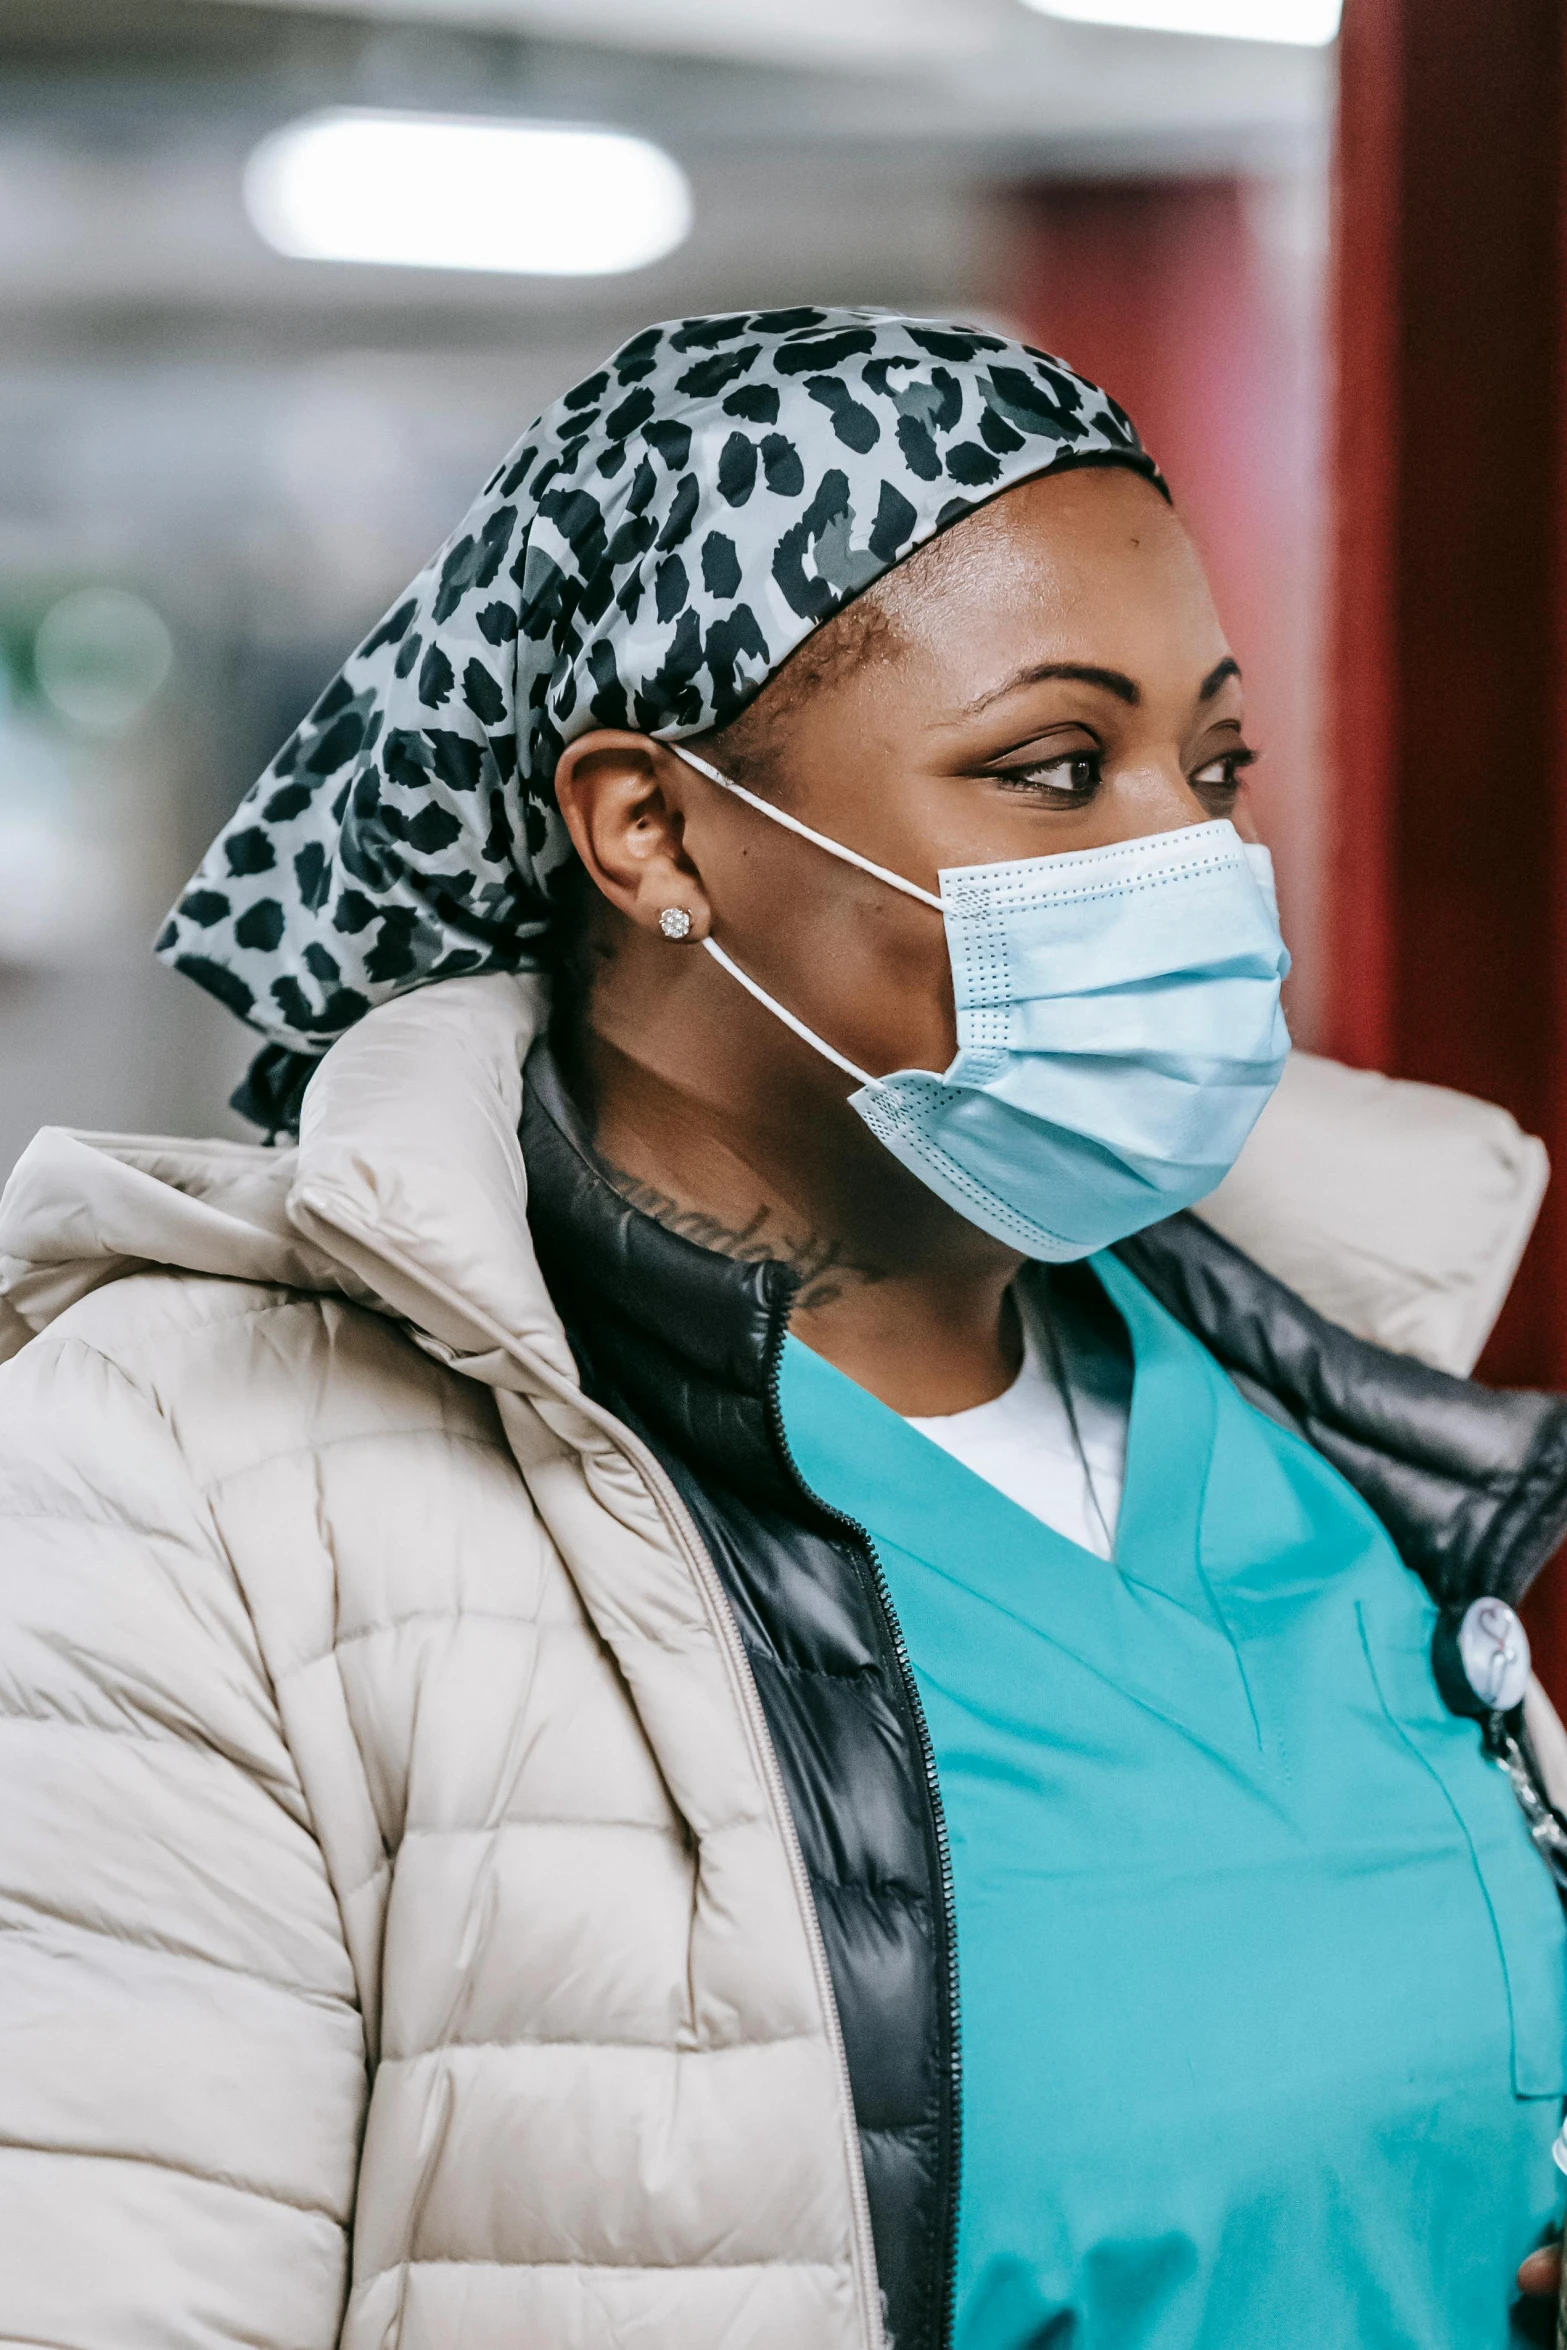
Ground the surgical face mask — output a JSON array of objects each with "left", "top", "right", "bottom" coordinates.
[{"left": 671, "top": 745, "right": 1290, "bottom": 1262}]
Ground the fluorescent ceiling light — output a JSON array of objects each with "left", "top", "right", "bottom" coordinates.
[
  {"left": 1022, "top": 0, "right": 1339, "bottom": 41},
  {"left": 244, "top": 110, "right": 693, "bottom": 277}
]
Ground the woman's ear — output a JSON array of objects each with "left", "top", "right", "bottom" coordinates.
[{"left": 553, "top": 731, "right": 710, "bottom": 941}]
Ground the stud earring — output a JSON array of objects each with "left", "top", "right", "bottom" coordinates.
[{"left": 658, "top": 907, "right": 693, "bottom": 941}]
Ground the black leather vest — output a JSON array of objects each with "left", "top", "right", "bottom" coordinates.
[{"left": 519, "top": 1039, "right": 1567, "bottom": 2350}]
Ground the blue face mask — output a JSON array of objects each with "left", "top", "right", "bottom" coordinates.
[{"left": 672, "top": 748, "right": 1291, "bottom": 1262}]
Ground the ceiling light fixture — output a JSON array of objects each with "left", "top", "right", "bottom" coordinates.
[
  {"left": 1022, "top": 0, "right": 1339, "bottom": 41},
  {"left": 244, "top": 109, "right": 693, "bottom": 278}
]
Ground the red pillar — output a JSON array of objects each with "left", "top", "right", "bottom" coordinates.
[
  {"left": 1330, "top": 0, "right": 1567, "bottom": 1389},
  {"left": 1330, "top": 0, "right": 1567, "bottom": 1682}
]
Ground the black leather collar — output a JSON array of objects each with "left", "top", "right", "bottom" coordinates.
[{"left": 521, "top": 1037, "right": 808, "bottom": 1512}]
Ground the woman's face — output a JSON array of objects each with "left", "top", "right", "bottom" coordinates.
[{"left": 560, "top": 462, "right": 1252, "bottom": 1092}]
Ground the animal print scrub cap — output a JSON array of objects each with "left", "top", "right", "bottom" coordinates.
[{"left": 158, "top": 305, "right": 1161, "bottom": 1130}]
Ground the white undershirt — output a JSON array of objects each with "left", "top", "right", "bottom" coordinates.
[{"left": 905, "top": 1288, "right": 1129, "bottom": 1560}]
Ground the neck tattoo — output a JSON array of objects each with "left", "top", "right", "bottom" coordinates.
[{"left": 605, "top": 1166, "right": 888, "bottom": 1313}]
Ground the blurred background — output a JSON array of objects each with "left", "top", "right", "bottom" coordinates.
[
  {"left": 0, "top": 0, "right": 1334, "bottom": 1169},
  {"left": 5, "top": 0, "right": 1567, "bottom": 1414}
]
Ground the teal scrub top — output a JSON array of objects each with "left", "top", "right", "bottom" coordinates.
[{"left": 777, "top": 1254, "right": 1567, "bottom": 2350}]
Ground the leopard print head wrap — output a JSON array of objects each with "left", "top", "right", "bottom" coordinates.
[{"left": 157, "top": 305, "right": 1162, "bottom": 1131}]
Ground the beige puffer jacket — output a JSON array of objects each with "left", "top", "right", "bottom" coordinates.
[{"left": 0, "top": 972, "right": 1560, "bottom": 2350}]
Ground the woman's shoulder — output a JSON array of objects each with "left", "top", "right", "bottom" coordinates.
[
  {"left": 0, "top": 1261, "right": 508, "bottom": 1501},
  {"left": 1194, "top": 1049, "right": 1548, "bottom": 1377},
  {"left": 8, "top": 1257, "right": 335, "bottom": 1367}
]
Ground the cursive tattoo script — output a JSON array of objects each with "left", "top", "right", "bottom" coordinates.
[{"left": 606, "top": 1167, "right": 887, "bottom": 1313}]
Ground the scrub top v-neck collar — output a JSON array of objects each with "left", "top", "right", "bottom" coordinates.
[{"left": 781, "top": 1255, "right": 1257, "bottom": 1756}]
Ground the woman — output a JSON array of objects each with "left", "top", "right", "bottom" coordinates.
[{"left": 2, "top": 307, "right": 1567, "bottom": 2350}]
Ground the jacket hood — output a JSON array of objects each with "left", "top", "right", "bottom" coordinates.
[
  {"left": 0, "top": 974, "right": 576, "bottom": 1399},
  {"left": 0, "top": 974, "right": 1550, "bottom": 1383}
]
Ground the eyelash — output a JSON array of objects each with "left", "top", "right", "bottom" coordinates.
[{"left": 993, "top": 746, "right": 1258, "bottom": 805}]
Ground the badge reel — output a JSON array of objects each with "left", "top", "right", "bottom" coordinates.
[
  {"left": 1432, "top": 1595, "right": 1532, "bottom": 1720},
  {"left": 1434, "top": 1596, "right": 1567, "bottom": 1920}
]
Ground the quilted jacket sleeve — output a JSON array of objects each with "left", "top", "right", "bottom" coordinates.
[{"left": 0, "top": 1314, "right": 367, "bottom": 2350}]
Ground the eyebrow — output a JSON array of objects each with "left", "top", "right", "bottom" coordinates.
[
  {"left": 959, "top": 652, "right": 1244, "bottom": 720},
  {"left": 960, "top": 660, "right": 1141, "bottom": 715}
]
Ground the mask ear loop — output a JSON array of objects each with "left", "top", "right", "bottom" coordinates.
[
  {"left": 669, "top": 743, "right": 945, "bottom": 912},
  {"left": 663, "top": 740, "right": 941, "bottom": 1091},
  {"left": 702, "top": 938, "right": 876, "bottom": 1087}
]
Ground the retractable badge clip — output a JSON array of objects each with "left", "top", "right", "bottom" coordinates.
[{"left": 1431, "top": 1596, "right": 1532, "bottom": 1721}]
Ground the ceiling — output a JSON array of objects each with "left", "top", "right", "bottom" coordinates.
[
  {"left": 0, "top": 0, "right": 1331, "bottom": 355},
  {"left": 3, "top": 0, "right": 1330, "bottom": 159}
]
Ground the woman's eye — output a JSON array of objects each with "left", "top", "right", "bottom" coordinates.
[
  {"left": 1190, "top": 748, "right": 1257, "bottom": 805},
  {"left": 993, "top": 751, "right": 1103, "bottom": 802}
]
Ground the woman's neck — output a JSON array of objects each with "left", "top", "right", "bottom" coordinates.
[{"left": 572, "top": 1020, "right": 1026, "bottom": 1417}]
